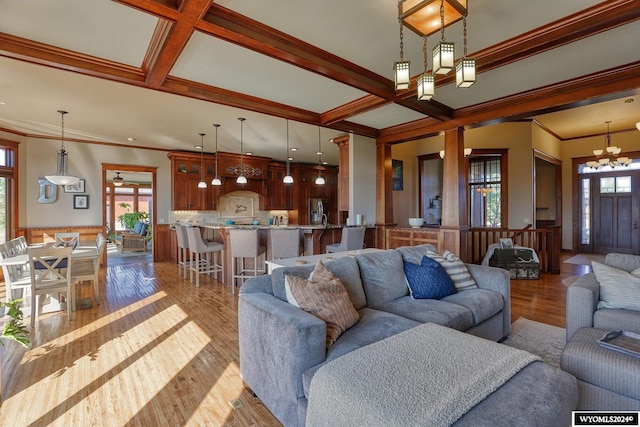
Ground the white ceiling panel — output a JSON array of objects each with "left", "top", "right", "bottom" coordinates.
[
  {"left": 171, "top": 31, "right": 367, "bottom": 113},
  {"left": 0, "top": 0, "right": 158, "bottom": 67},
  {"left": 534, "top": 96, "right": 640, "bottom": 139},
  {"left": 349, "top": 104, "right": 427, "bottom": 129},
  {"left": 215, "top": 0, "right": 603, "bottom": 79}
]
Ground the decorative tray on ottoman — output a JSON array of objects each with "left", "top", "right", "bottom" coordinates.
[{"left": 598, "top": 330, "right": 640, "bottom": 359}]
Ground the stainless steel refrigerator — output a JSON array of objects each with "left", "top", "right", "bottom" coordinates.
[{"left": 309, "top": 198, "right": 329, "bottom": 225}]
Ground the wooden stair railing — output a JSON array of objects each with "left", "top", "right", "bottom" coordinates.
[{"left": 466, "top": 225, "right": 561, "bottom": 273}]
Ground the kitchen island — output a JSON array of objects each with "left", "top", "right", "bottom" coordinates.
[{"left": 172, "top": 223, "right": 364, "bottom": 286}]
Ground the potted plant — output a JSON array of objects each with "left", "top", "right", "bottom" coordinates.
[
  {"left": 0, "top": 299, "right": 29, "bottom": 348},
  {"left": 117, "top": 203, "right": 149, "bottom": 230}
]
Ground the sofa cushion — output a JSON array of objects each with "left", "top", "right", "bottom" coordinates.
[
  {"left": 427, "top": 250, "right": 478, "bottom": 291},
  {"left": 138, "top": 222, "right": 148, "bottom": 236},
  {"left": 441, "top": 288, "right": 504, "bottom": 325},
  {"left": 592, "top": 261, "right": 640, "bottom": 311},
  {"left": 133, "top": 221, "right": 143, "bottom": 234},
  {"left": 605, "top": 253, "right": 640, "bottom": 273},
  {"left": 396, "top": 243, "right": 438, "bottom": 265},
  {"left": 374, "top": 297, "right": 474, "bottom": 331},
  {"left": 356, "top": 250, "right": 408, "bottom": 308},
  {"left": 271, "top": 256, "right": 367, "bottom": 309},
  {"left": 404, "top": 255, "right": 455, "bottom": 299},
  {"left": 285, "top": 273, "right": 359, "bottom": 348},
  {"left": 301, "top": 307, "right": 420, "bottom": 399}
]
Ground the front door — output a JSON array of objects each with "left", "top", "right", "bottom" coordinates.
[{"left": 592, "top": 173, "right": 639, "bottom": 254}]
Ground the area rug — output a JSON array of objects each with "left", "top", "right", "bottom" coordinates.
[
  {"left": 564, "top": 253, "right": 605, "bottom": 266},
  {"left": 501, "top": 317, "right": 565, "bottom": 368}
]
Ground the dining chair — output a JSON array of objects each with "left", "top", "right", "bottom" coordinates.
[
  {"left": 12, "top": 236, "right": 28, "bottom": 254},
  {"left": 326, "top": 227, "right": 366, "bottom": 253},
  {"left": 28, "top": 246, "right": 74, "bottom": 326},
  {"left": 0, "top": 242, "right": 32, "bottom": 303},
  {"left": 270, "top": 228, "right": 301, "bottom": 259},
  {"left": 70, "top": 233, "right": 106, "bottom": 306},
  {"left": 55, "top": 232, "right": 80, "bottom": 247},
  {"left": 174, "top": 224, "right": 191, "bottom": 279},
  {"left": 185, "top": 226, "right": 224, "bottom": 288},
  {"left": 230, "top": 229, "right": 266, "bottom": 294}
]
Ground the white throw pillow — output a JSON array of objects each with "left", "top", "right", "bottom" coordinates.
[{"left": 592, "top": 261, "right": 640, "bottom": 311}]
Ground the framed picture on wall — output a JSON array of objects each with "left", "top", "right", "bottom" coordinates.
[
  {"left": 64, "top": 179, "right": 85, "bottom": 193},
  {"left": 392, "top": 159, "right": 403, "bottom": 191},
  {"left": 73, "top": 194, "right": 89, "bottom": 209}
]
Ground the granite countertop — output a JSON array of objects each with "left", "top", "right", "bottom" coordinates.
[{"left": 172, "top": 222, "right": 344, "bottom": 230}]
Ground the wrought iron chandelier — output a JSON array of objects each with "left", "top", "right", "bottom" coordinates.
[{"left": 586, "top": 121, "right": 633, "bottom": 169}]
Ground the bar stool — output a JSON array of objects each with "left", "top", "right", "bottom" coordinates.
[
  {"left": 270, "top": 228, "right": 301, "bottom": 259},
  {"left": 326, "top": 227, "right": 366, "bottom": 253},
  {"left": 230, "top": 229, "right": 266, "bottom": 294},
  {"left": 174, "top": 224, "right": 191, "bottom": 279},
  {"left": 185, "top": 226, "right": 224, "bottom": 288}
]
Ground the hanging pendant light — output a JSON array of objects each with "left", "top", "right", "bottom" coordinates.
[
  {"left": 417, "top": 36, "right": 435, "bottom": 101},
  {"left": 456, "top": 10, "right": 476, "bottom": 88},
  {"left": 112, "top": 172, "right": 125, "bottom": 187},
  {"left": 236, "top": 118, "right": 248, "bottom": 184},
  {"left": 394, "top": 5, "right": 410, "bottom": 91},
  {"left": 315, "top": 127, "right": 325, "bottom": 185},
  {"left": 432, "top": 0, "right": 455, "bottom": 75},
  {"left": 211, "top": 124, "right": 222, "bottom": 186},
  {"left": 45, "top": 110, "right": 80, "bottom": 186},
  {"left": 197, "top": 133, "right": 207, "bottom": 188},
  {"left": 283, "top": 120, "right": 294, "bottom": 184}
]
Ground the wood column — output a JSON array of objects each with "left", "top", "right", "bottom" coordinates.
[
  {"left": 375, "top": 142, "right": 395, "bottom": 248},
  {"left": 440, "top": 128, "right": 469, "bottom": 260}
]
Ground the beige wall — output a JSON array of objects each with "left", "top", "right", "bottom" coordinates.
[
  {"left": 16, "top": 136, "right": 171, "bottom": 228},
  {"left": 391, "top": 140, "right": 420, "bottom": 227},
  {"left": 350, "top": 134, "right": 377, "bottom": 226},
  {"left": 396, "top": 123, "right": 536, "bottom": 229}
]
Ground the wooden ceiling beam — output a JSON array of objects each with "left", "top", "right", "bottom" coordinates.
[
  {"left": 144, "top": 0, "right": 213, "bottom": 87},
  {"left": 198, "top": 4, "right": 395, "bottom": 100},
  {"left": 377, "top": 61, "right": 640, "bottom": 144},
  {"left": 0, "top": 32, "right": 145, "bottom": 83}
]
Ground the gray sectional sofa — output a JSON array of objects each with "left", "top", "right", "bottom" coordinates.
[{"left": 238, "top": 244, "right": 512, "bottom": 426}]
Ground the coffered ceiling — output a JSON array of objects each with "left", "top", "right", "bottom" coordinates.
[{"left": 0, "top": 0, "right": 639, "bottom": 165}]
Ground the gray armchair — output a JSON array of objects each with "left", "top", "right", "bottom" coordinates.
[{"left": 566, "top": 253, "right": 640, "bottom": 342}]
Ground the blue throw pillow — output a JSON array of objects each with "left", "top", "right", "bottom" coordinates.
[{"left": 404, "top": 255, "right": 456, "bottom": 299}]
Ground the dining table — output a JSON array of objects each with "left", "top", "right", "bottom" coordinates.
[
  {"left": 0, "top": 240, "right": 101, "bottom": 310},
  {"left": 0, "top": 240, "right": 99, "bottom": 266}
]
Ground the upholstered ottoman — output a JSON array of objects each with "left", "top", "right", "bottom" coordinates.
[
  {"left": 306, "top": 323, "right": 577, "bottom": 427},
  {"left": 561, "top": 327, "right": 640, "bottom": 410}
]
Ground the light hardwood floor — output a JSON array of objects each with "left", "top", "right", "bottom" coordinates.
[{"left": 0, "top": 255, "right": 588, "bottom": 426}]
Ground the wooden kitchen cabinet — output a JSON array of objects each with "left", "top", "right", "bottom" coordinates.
[
  {"left": 264, "top": 162, "right": 294, "bottom": 210},
  {"left": 168, "top": 151, "right": 338, "bottom": 216},
  {"left": 170, "top": 154, "right": 209, "bottom": 210}
]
